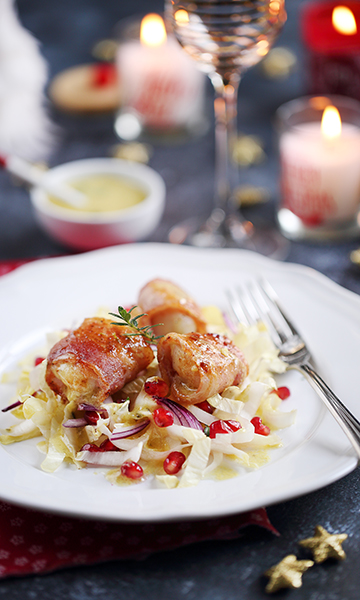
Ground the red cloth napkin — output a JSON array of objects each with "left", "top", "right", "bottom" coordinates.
[
  {"left": 0, "top": 501, "right": 278, "bottom": 578},
  {"left": 0, "top": 259, "right": 36, "bottom": 277},
  {"left": 0, "top": 258, "right": 279, "bottom": 578}
]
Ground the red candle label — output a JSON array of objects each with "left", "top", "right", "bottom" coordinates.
[
  {"left": 132, "top": 73, "right": 191, "bottom": 128},
  {"left": 280, "top": 157, "right": 337, "bottom": 226}
]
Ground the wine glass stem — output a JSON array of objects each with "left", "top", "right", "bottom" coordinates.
[{"left": 211, "top": 73, "right": 241, "bottom": 217}]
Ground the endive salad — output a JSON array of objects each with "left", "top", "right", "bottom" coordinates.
[{"left": 0, "top": 303, "right": 296, "bottom": 489}]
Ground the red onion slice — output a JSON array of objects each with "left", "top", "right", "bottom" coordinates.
[
  {"left": 78, "top": 403, "right": 109, "bottom": 418},
  {"left": 110, "top": 419, "right": 150, "bottom": 440},
  {"left": 158, "top": 399, "right": 203, "bottom": 430},
  {"left": 1, "top": 400, "right": 22, "bottom": 413}
]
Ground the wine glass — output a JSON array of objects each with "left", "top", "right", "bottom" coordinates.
[{"left": 165, "top": 0, "right": 288, "bottom": 256}]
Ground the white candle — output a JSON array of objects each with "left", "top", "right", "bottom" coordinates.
[
  {"left": 279, "top": 106, "right": 360, "bottom": 227},
  {"left": 116, "top": 14, "right": 204, "bottom": 131}
]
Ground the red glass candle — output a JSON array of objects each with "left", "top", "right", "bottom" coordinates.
[{"left": 301, "top": 1, "right": 360, "bottom": 100}]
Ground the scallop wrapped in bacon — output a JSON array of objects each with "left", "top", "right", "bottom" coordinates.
[
  {"left": 45, "top": 317, "right": 154, "bottom": 407},
  {"left": 138, "top": 278, "right": 207, "bottom": 336},
  {"left": 157, "top": 332, "right": 249, "bottom": 406}
]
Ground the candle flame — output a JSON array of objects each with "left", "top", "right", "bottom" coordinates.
[
  {"left": 174, "top": 9, "right": 189, "bottom": 24},
  {"left": 332, "top": 6, "right": 357, "bottom": 35},
  {"left": 321, "top": 105, "right": 342, "bottom": 139},
  {"left": 140, "top": 14, "right": 167, "bottom": 47}
]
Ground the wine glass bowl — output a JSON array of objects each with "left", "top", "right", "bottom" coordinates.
[
  {"left": 166, "top": 0, "right": 288, "bottom": 255},
  {"left": 170, "top": 0, "right": 286, "bottom": 82}
]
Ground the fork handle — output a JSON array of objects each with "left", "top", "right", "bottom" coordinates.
[{"left": 298, "top": 363, "right": 360, "bottom": 461}]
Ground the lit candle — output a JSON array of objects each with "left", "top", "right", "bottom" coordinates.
[
  {"left": 277, "top": 96, "right": 360, "bottom": 238},
  {"left": 301, "top": 1, "right": 360, "bottom": 100},
  {"left": 116, "top": 13, "right": 204, "bottom": 134}
]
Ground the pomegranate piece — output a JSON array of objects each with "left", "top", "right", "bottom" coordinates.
[
  {"left": 99, "top": 439, "right": 119, "bottom": 452},
  {"left": 121, "top": 460, "right": 144, "bottom": 479},
  {"left": 34, "top": 357, "right": 45, "bottom": 366},
  {"left": 144, "top": 377, "right": 169, "bottom": 398},
  {"left": 153, "top": 406, "right": 174, "bottom": 428},
  {"left": 272, "top": 386, "right": 290, "bottom": 400},
  {"left": 251, "top": 416, "right": 270, "bottom": 436},
  {"left": 163, "top": 451, "right": 186, "bottom": 475},
  {"left": 84, "top": 411, "right": 99, "bottom": 426},
  {"left": 80, "top": 443, "right": 101, "bottom": 452},
  {"left": 195, "top": 400, "right": 214, "bottom": 414},
  {"left": 209, "top": 419, "right": 242, "bottom": 439}
]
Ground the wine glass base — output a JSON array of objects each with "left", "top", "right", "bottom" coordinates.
[{"left": 168, "top": 213, "right": 290, "bottom": 260}]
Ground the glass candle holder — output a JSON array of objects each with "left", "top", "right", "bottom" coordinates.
[
  {"left": 276, "top": 95, "right": 360, "bottom": 241},
  {"left": 114, "top": 13, "right": 207, "bottom": 143},
  {"left": 301, "top": 1, "right": 360, "bottom": 101}
]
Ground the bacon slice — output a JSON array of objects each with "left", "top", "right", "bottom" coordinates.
[
  {"left": 138, "top": 279, "right": 207, "bottom": 336},
  {"left": 45, "top": 317, "right": 154, "bottom": 407},
  {"left": 157, "top": 332, "right": 249, "bottom": 405}
]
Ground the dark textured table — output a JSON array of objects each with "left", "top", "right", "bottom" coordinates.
[{"left": 1, "top": 1, "right": 360, "bottom": 598}]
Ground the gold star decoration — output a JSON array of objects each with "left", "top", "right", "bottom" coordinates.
[
  {"left": 111, "top": 142, "right": 152, "bottom": 164},
  {"left": 264, "top": 554, "right": 314, "bottom": 593},
  {"left": 350, "top": 248, "right": 360, "bottom": 266},
  {"left": 231, "top": 134, "right": 266, "bottom": 167},
  {"left": 299, "top": 525, "right": 348, "bottom": 563}
]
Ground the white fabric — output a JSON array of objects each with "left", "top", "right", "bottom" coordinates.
[{"left": 0, "top": 0, "right": 53, "bottom": 160}]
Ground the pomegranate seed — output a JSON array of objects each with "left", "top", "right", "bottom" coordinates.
[
  {"left": 99, "top": 439, "right": 119, "bottom": 452},
  {"left": 153, "top": 406, "right": 174, "bottom": 427},
  {"left": 144, "top": 378, "right": 169, "bottom": 398},
  {"left": 163, "top": 451, "right": 186, "bottom": 475},
  {"left": 84, "top": 411, "right": 99, "bottom": 426},
  {"left": 80, "top": 443, "right": 101, "bottom": 452},
  {"left": 121, "top": 460, "right": 143, "bottom": 479},
  {"left": 272, "top": 386, "right": 290, "bottom": 400},
  {"left": 251, "top": 416, "right": 270, "bottom": 436},
  {"left": 34, "top": 357, "right": 45, "bottom": 366},
  {"left": 209, "top": 419, "right": 242, "bottom": 439},
  {"left": 195, "top": 400, "right": 214, "bottom": 414}
]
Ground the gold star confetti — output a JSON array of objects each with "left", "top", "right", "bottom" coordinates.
[
  {"left": 232, "top": 134, "right": 266, "bottom": 167},
  {"left": 350, "top": 248, "right": 360, "bottom": 266},
  {"left": 233, "top": 185, "right": 270, "bottom": 207},
  {"left": 261, "top": 47, "right": 297, "bottom": 79},
  {"left": 110, "top": 142, "right": 153, "bottom": 164},
  {"left": 92, "top": 38, "right": 118, "bottom": 62},
  {"left": 264, "top": 554, "right": 314, "bottom": 593},
  {"left": 299, "top": 525, "right": 348, "bottom": 563}
]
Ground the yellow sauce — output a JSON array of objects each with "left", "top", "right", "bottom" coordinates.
[
  {"left": 210, "top": 465, "right": 239, "bottom": 481},
  {"left": 49, "top": 174, "right": 146, "bottom": 213}
]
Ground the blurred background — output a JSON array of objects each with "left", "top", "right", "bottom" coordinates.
[
  {"left": 1, "top": 0, "right": 360, "bottom": 292},
  {"left": 0, "top": 0, "right": 302, "bottom": 255}
]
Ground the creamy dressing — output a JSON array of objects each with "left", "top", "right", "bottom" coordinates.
[{"left": 49, "top": 174, "right": 146, "bottom": 212}]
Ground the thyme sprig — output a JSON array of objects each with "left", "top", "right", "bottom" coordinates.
[{"left": 109, "top": 306, "right": 163, "bottom": 343}]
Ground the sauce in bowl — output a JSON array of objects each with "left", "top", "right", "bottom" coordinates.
[{"left": 49, "top": 174, "right": 146, "bottom": 213}]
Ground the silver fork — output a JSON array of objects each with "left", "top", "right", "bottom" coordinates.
[{"left": 227, "top": 279, "right": 360, "bottom": 461}]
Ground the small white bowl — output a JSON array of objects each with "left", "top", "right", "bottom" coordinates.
[{"left": 30, "top": 158, "right": 166, "bottom": 250}]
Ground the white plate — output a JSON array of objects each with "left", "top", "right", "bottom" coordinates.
[{"left": 0, "top": 243, "right": 359, "bottom": 522}]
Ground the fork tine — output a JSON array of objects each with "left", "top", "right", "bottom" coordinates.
[
  {"left": 257, "top": 279, "right": 299, "bottom": 337},
  {"left": 224, "top": 289, "right": 249, "bottom": 327},
  {"left": 225, "top": 288, "right": 255, "bottom": 326},
  {"left": 245, "top": 282, "right": 288, "bottom": 346},
  {"left": 227, "top": 279, "right": 300, "bottom": 347}
]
